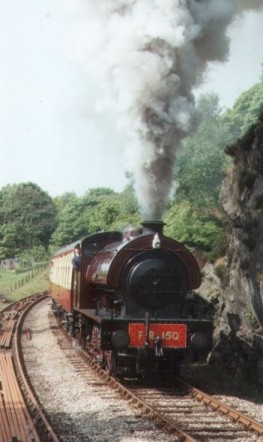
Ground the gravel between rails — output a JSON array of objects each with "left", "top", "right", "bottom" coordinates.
[{"left": 21, "top": 298, "right": 178, "bottom": 442}]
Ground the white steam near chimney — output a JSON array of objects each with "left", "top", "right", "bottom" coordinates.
[{"left": 70, "top": 0, "right": 261, "bottom": 220}]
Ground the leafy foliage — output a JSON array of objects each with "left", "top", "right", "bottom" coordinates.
[
  {"left": 50, "top": 185, "right": 140, "bottom": 247},
  {"left": 164, "top": 201, "right": 225, "bottom": 258},
  {"left": 174, "top": 93, "right": 231, "bottom": 209},
  {"left": 0, "top": 183, "right": 57, "bottom": 258},
  {"left": 20, "top": 246, "right": 50, "bottom": 264},
  {"left": 53, "top": 192, "right": 77, "bottom": 212},
  {"left": 223, "top": 80, "right": 263, "bottom": 141}
]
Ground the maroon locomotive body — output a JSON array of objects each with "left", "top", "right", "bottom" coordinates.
[{"left": 49, "top": 221, "right": 213, "bottom": 377}]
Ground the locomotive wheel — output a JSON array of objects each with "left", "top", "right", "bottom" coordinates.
[{"left": 103, "top": 351, "right": 116, "bottom": 376}]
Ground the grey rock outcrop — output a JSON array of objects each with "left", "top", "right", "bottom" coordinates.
[
  {"left": 220, "top": 117, "right": 263, "bottom": 330},
  {"left": 201, "top": 115, "right": 263, "bottom": 383}
]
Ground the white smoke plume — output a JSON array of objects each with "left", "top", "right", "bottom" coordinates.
[{"left": 71, "top": 0, "right": 261, "bottom": 220}]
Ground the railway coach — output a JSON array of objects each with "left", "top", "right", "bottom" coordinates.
[{"left": 49, "top": 221, "right": 213, "bottom": 377}]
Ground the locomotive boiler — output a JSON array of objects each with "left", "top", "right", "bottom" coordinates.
[{"left": 49, "top": 221, "right": 213, "bottom": 377}]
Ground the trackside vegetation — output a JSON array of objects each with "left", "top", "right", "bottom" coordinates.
[{"left": 0, "top": 268, "right": 49, "bottom": 310}]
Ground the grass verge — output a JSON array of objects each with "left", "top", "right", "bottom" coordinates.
[{"left": 0, "top": 268, "right": 49, "bottom": 310}]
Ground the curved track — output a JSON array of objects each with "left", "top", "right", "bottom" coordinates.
[{"left": 0, "top": 293, "right": 59, "bottom": 441}]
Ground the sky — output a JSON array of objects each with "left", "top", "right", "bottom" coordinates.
[{"left": 0, "top": 1, "right": 263, "bottom": 199}]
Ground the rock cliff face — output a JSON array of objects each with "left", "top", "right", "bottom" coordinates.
[
  {"left": 221, "top": 116, "right": 263, "bottom": 328},
  {"left": 201, "top": 115, "right": 263, "bottom": 382}
]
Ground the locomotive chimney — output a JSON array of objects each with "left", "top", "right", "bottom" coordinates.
[{"left": 141, "top": 221, "right": 165, "bottom": 235}]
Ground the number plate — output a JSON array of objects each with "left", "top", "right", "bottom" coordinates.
[{"left": 128, "top": 323, "right": 187, "bottom": 348}]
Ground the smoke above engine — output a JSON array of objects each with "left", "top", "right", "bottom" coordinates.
[{"left": 72, "top": 0, "right": 262, "bottom": 220}]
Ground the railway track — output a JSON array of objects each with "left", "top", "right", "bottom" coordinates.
[
  {"left": 21, "top": 298, "right": 175, "bottom": 441},
  {"left": 76, "top": 350, "right": 263, "bottom": 441},
  {"left": 2, "top": 294, "right": 263, "bottom": 441},
  {"left": 125, "top": 383, "right": 263, "bottom": 441},
  {"left": 0, "top": 293, "right": 59, "bottom": 441},
  {"left": 56, "top": 313, "right": 263, "bottom": 441},
  {"left": 50, "top": 313, "right": 263, "bottom": 440}
]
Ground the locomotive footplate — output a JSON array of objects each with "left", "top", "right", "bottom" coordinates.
[{"left": 73, "top": 308, "right": 212, "bottom": 353}]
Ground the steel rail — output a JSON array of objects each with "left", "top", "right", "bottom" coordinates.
[
  {"left": 56, "top": 311, "right": 263, "bottom": 441},
  {"left": 74, "top": 346, "right": 198, "bottom": 442},
  {"left": 12, "top": 293, "right": 60, "bottom": 442},
  {"left": 178, "top": 377, "right": 263, "bottom": 436}
]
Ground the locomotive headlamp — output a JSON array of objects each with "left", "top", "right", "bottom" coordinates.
[
  {"left": 152, "top": 233, "right": 161, "bottom": 249},
  {"left": 190, "top": 332, "right": 210, "bottom": 352}
]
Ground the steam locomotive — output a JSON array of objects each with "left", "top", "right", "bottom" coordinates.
[{"left": 49, "top": 221, "right": 213, "bottom": 377}]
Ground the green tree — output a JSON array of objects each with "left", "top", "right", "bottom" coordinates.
[
  {"left": 164, "top": 201, "right": 225, "bottom": 258},
  {"left": 53, "top": 192, "right": 77, "bottom": 212},
  {"left": 223, "top": 79, "right": 263, "bottom": 140},
  {"left": 109, "top": 180, "right": 141, "bottom": 230},
  {"left": 51, "top": 185, "right": 141, "bottom": 248},
  {"left": 21, "top": 245, "right": 50, "bottom": 264},
  {"left": 174, "top": 93, "right": 231, "bottom": 208},
  {"left": 51, "top": 188, "right": 120, "bottom": 246},
  {"left": 0, "top": 182, "right": 57, "bottom": 258},
  {"left": 86, "top": 196, "right": 122, "bottom": 232},
  {"left": 50, "top": 197, "right": 90, "bottom": 246}
]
